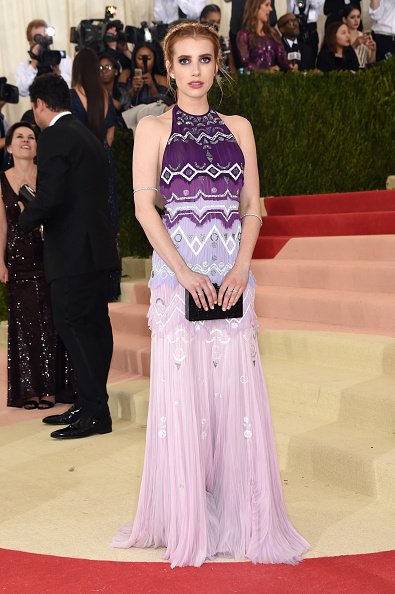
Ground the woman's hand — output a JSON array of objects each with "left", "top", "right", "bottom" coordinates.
[
  {"left": 17, "top": 201, "right": 25, "bottom": 213},
  {"left": 142, "top": 72, "right": 155, "bottom": 89},
  {"left": 0, "top": 262, "right": 8, "bottom": 283},
  {"left": 218, "top": 265, "right": 249, "bottom": 311},
  {"left": 176, "top": 268, "right": 217, "bottom": 311},
  {"left": 131, "top": 76, "right": 144, "bottom": 92}
]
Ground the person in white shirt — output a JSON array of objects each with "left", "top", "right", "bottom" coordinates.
[
  {"left": 14, "top": 19, "right": 72, "bottom": 97},
  {"left": 287, "top": 0, "right": 325, "bottom": 61},
  {"left": 154, "top": 0, "right": 207, "bottom": 23},
  {"left": 369, "top": 0, "right": 395, "bottom": 61}
]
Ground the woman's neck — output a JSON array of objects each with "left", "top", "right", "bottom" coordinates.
[
  {"left": 257, "top": 21, "right": 265, "bottom": 36},
  {"left": 6, "top": 160, "right": 37, "bottom": 189},
  {"left": 177, "top": 95, "right": 210, "bottom": 116},
  {"left": 335, "top": 46, "right": 344, "bottom": 57},
  {"left": 349, "top": 29, "right": 359, "bottom": 42}
]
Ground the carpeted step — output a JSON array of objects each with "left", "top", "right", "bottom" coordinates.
[
  {"left": 255, "top": 286, "right": 395, "bottom": 332},
  {"left": 285, "top": 421, "right": 395, "bottom": 505},
  {"left": 253, "top": 236, "right": 290, "bottom": 259},
  {"left": 108, "top": 378, "right": 149, "bottom": 426},
  {"left": 264, "top": 190, "right": 395, "bottom": 216},
  {"left": 275, "top": 235, "right": 395, "bottom": 261},
  {"left": 109, "top": 303, "right": 149, "bottom": 336},
  {"left": 259, "top": 330, "right": 395, "bottom": 376},
  {"left": 251, "top": 259, "right": 395, "bottom": 293},
  {"left": 111, "top": 333, "right": 151, "bottom": 376},
  {"left": 261, "top": 211, "right": 395, "bottom": 238}
]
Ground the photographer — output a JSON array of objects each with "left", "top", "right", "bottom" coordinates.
[
  {"left": 324, "top": 0, "right": 362, "bottom": 30},
  {"left": 154, "top": 0, "right": 206, "bottom": 22},
  {"left": 103, "top": 23, "right": 132, "bottom": 83},
  {"left": 0, "top": 100, "right": 8, "bottom": 170},
  {"left": 278, "top": 12, "right": 316, "bottom": 70},
  {"left": 287, "top": 0, "right": 325, "bottom": 62},
  {"left": 128, "top": 42, "right": 168, "bottom": 107},
  {"left": 14, "top": 19, "right": 72, "bottom": 97}
]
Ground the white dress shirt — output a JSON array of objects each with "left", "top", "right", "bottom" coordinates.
[
  {"left": 369, "top": 0, "right": 395, "bottom": 36},
  {"left": 14, "top": 55, "right": 73, "bottom": 98},
  {"left": 287, "top": 0, "right": 325, "bottom": 24},
  {"left": 154, "top": 0, "right": 207, "bottom": 23},
  {"left": 49, "top": 111, "right": 72, "bottom": 127}
]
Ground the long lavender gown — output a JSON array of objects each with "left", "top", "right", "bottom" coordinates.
[{"left": 113, "top": 105, "right": 309, "bottom": 567}]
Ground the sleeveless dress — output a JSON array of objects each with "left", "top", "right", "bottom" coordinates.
[
  {"left": 112, "top": 106, "right": 309, "bottom": 567},
  {"left": 0, "top": 172, "right": 76, "bottom": 407}
]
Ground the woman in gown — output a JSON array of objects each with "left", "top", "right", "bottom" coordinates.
[
  {"left": 0, "top": 122, "right": 75, "bottom": 409},
  {"left": 112, "top": 22, "right": 309, "bottom": 567},
  {"left": 70, "top": 48, "right": 121, "bottom": 302}
]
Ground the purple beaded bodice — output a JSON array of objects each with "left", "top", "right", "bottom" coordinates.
[{"left": 151, "top": 105, "right": 245, "bottom": 289}]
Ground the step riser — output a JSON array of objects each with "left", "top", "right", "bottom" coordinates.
[
  {"left": 255, "top": 292, "right": 395, "bottom": 332},
  {"left": 276, "top": 236, "right": 395, "bottom": 262},
  {"left": 110, "top": 311, "right": 150, "bottom": 336},
  {"left": 259, "top": 331, "right": 395, "bottom": 376},
  {"left": 111, "top": 344, "right": 151, "bottom": 377},
  {"left": 285, "top": 436, "right": 395, "bottom": 505},
  {"left": 251, "top": 261, "right": 395, "bottom": 293}
]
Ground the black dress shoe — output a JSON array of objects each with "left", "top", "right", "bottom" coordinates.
[
  {"left": 50, "top": 416, "right": 112, "bottom": 439},
  {"left": 42, "top": 405, "right": 82, "bottom": 426}
]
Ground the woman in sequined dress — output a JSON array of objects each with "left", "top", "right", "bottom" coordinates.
[
  {"left": 112, "top": 22, "right": 309, "bottom": 567},
  {"left": 0, "top": 122, "right": 75, "bottom": 409},
  {"left": 237, "top": 0, "right": 289, "bottom": 71}
]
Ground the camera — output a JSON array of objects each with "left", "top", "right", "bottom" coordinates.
[
  {"left": 296, "top": 0, "right": 307, "bottom": 14},
  {"left": 0, "top": 77, "right": 19, "bottom": 104},
  {"left": 28, "top": 28, "right": 66, "bottom": 73}
]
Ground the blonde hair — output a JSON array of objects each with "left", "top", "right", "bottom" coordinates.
[{"left": 163, "top": 21, "right": 228, "bottom": 97}]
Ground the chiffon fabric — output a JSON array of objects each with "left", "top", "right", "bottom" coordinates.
[{"left": 112, "top": 106, "right": 309, "bottom": 567}]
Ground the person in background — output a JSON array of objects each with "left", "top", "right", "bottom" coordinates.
[
  {"left": 224, "top": 0, "right": 277, "bottom": 70},
  {"left": 154, "top": 0, "right": 207, "bottom": 21},
  {"left": 237, "top": 0, "right": 288, "bottom": 72},
  {"left": 99, "top": 53, "right": 128, "bottom": 115},
  {"left": 287, "top": 0, "right": 324, "bottom": 63},
  {"left": 103, "top": 23, "right": 132, "bottom": 84},
  {"left": 317, "top": 21, "right": 360, "bottom": 71},
  {"left": 324, "top": 0, "right": 362, "bottom": 29},
  {"left": 200, "top": 4, "right": 222, "bottom": 29},
  {"left": 369, "top": 0, "right": 395, "bottom": 62},
  {"left": 0, "top": 121, "right": 75, "bottom": 409},
  {"left": 71, "top": 49, "right": 121, "bottom": 302},
  {"left": 0, "top": 100, "right": 9, "bottom": 171},
  {"left": 278, "top": 12, "right": 316, "bottom": 70},
  {"left": 343, "top": 4, "right": 376, "bottom": 68},
  {"left": 15, "top": 19, "right": 72, "bottom": 97},
  {"left": 128, "top": 42, "right": 168, "bottom": 107}
]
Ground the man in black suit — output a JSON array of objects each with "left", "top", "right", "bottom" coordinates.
[
  {"left": 19, "top": 74, "right": 119, "bottom": 439},
  {"left": 278, "top": 12, "right": 316, "bottom": 70}
]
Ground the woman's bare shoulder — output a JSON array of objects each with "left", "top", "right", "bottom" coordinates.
[{"left": 217, "top": 112, "right": 253, "bottom": 143}]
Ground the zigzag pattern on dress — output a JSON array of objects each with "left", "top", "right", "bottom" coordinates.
[
  {"left": 167, "top": 129, "right": 235, "bottom": 146},
  {"left": 164, "top": 207, "right": 239, "bottom": 227},
  {"left": 170, "top": 223, "right": 240, "bottom": 256},
  {"left": 161, "top": 162, "right": 243, "bottom": 185},
  {"left": 166, "top": 188, "right": 240, "bottom": 204},
  {"left": 151, "top": 260, "right": 234, "bottom": 281}
]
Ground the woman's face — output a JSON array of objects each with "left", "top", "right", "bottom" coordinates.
[
  {"left": 8, "top": 126, "right": 37, "bottom": 161},
  {"left": 135, "top": 47, "right": 155, "bottom": 73},
  {"left": 99, "top": 58, "right": 117, "bottom": 83},
  {"left": 257, "top": 0, "right": 272, "bottom": 24},
  {"left": 343, "top": 9, "right": 361, "bottom": 31},
  {"left": 336, "top": 24, "right": 351, "bottom": 48},
  {"left": 167, "top": 36, "right": 217, "bottom": 100}
]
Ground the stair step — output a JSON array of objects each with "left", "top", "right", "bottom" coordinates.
[
  {"left": 121, "top": 257, "right": 151, "bottom": 280},
  {"left": 255, "top": 286, "right": 395, "bottom": 332},
  {"left": 261, "top": 211, "right": 395, "bottom": 237},
  {"left": 109, "top": 303, "right": 149, "bottom": 336},
  {"left": 251, "top": 260, "right": 395, "bottom": 293},
  {"left": 284, "top": 420, "right": 395, "bottom": 505},
  {"left": 111, "top": 333, "right": 151, "bottom": 376},
  {"left": 275, "top": 235, "right": 395, "bottom": 261},
  {"left": 252, "top": 236, "right": 290, "bottom": 259},
  {"left": 259, "top": 329, "right": 395, "bottom": 376},
  {"left": 264, "top": 190, "right": 395, "bottom": 216},
  {"left": 108, "top": 379, "right": 149, "bottom": 426}
]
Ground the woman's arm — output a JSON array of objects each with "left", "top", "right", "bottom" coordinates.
[
  {"left": 0, "top": 185, "right": 8, "bottom": 283},
  {"left": 106, "top": 126, "right": 115, "bottom": 146},
  {"left": 133, "top": 116, "right": 217, "bottom": 310},
  {"left": 217, "top": 116, "right": 261, "bottom": 310}
]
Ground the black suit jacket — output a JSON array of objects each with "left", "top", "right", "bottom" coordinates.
[
  {"left": 281, "top": 38, "right": 316, "bottom": 70},
  {"left": 19, "top": 114, "right": 119, "bottom": 282}
]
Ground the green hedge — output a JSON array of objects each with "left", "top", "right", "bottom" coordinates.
[{"left": 114, "top": 58, "right": 395, "bottom": 258}]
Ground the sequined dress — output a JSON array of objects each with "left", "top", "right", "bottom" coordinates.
[
  {"left": 112, "top": 106, "right": 309, "bottom": 566},
  {"left": 0, "top": 172, "right": 75, "bottom": 407}
]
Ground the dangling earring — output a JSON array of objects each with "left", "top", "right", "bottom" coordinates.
[{"left": 6, "top": 151, "right": 13, "bottom": 168}]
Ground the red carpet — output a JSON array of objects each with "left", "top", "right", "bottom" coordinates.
[
  {"left": 254, "top": 190, "right": 395, "bottom": 259},
  {"left": 2, "top": 548, "right": 395, "bottom": 594}
]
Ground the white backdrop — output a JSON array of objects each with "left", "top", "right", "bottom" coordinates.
[{"left": 1, "top": 0, "right": 370, "bottom": 122}]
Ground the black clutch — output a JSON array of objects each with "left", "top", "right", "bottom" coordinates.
[
  {"left": 185, "top": 284, "right": 243, "bottom": 322},
  {"left": 19, "top": 184, "right": 36, "bottom": 204}
]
